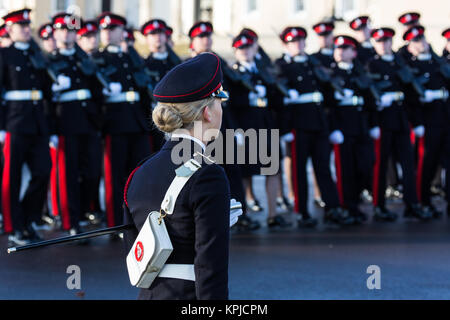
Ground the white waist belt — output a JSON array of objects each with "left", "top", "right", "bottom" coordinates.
[
  {"left": 338, "top": 96, "right": 364, "bottom": 106},
  {"left": 57, "top": 89, "right": 92, "bottom": 102},
  {"left": 424, "top": 89, "right": 449, "bottom": 102},
  {"left": 382, "top": 91, "right": 404, "bottom": 102},
  {"left": 284, "top": 91, "right": 324, "bottom": 105},
  {"left": 3, "top": 90, "right": 43, "bottom": 101},
  {"left": 105, "top": 91, "right": 140, "bottom": 103},
  {"left": 157, "top": 264, "right": 195, "bottom": 281}
]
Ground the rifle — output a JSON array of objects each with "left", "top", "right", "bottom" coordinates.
[
  {"left": 28, "top": 38, "right": 66, "bottom": 84},
  {"left": 257, "top": 65, "right": 290, "bottom": 97},
  {"left": 309, "top": 55, "right": 345, "bottom": 96},
  {"left": 352, "top": 60, "right": 383, "bottom": 103},
  {"left": 73, "top": 43, "right": 112, "bottom": 90},
  {"left": 430, "top": 50, "right": 450, "bottom": 80},
  {"left": 127, "top": 45, "right": 156, "bottom": 99},
  {"left": 394, "top": 54, "right": 427, "bottom": 97},
  {"left": 221, "top": 61, "right": 257, "bottom": 92}
]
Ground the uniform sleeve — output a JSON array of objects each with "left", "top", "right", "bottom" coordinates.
[
  {"left": 190, "top": 164, "right": 230, "bottom": 300},
  {"left": 0, "top": 49, "right": 5, "bottom": 131},
  {"left": 123, "top": 204, "right": 139, "bottom": 254}
]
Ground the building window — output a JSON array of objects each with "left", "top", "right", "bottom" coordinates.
[
  {"left": 293, "top": 0, "right": 305, "bottom": 12},
  {"left": 247, "top": 0, "right": 257, "bottom": 13},
  {"left": 55, "top": 0, "right": 75, "bottom": 12},
  {"left": 334, "top": 0, "right": 357, "bottom": 20}
]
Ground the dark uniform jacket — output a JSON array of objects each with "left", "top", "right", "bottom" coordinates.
[
  {"left": 356, "top": 42, "right": 376, "bottom": 66},
  {"left": 443, "top": 49, "right": 450, "bottom": 62},
  {"left": 367, "top": 54, "right": 422, "bottom": 131},
  {"left": 226, "top": 61, "right": 276, "bottom": 131},
  {"left": 328, "top": 62, "right": 377, "bottom": 136},
  {"left": 404, "top": 54, "right": 450, "bottom": 128},
  {"left": 124, "top": 138, "right": 230, "bottom": 300},
  {"left": 311, "top": 48, "right": 335, "bottom": 69},
  {"left": 275, "top": 53, "right": 333, "bottom": 133},
  {"left": 0, "top": 43, "right": 53, "bottom": 135},
  {"left": 49, "top": 50, "right": 102, "bottom": 135},
  {"left": 92, "top": 45, "right": 149, "bottom": 134}
]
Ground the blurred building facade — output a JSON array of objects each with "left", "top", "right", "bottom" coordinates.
[{"left": 0, "top": 0, "right": 448, "bottom": 58}]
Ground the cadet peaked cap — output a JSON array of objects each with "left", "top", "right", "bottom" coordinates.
[
  {"left": 124, "top": 28, "right": 135, "bottom": 41},
  {"left": 97, "top": 12, "right": 127, "bottom": 29},
  {"left": 0, "top": 24, "right": 9, "bottom": 38},
  {"left": 2, "top": 8, "right": 31, "bottom": 25},
  {"left": 38, "top": 23, "right": 53, "bottom": 39},
  {"left": 313, "top": 22, "right": 334, "bottom": 36},
  {"left": 141, "top": 19, "right": 167, "bottom": 36},
  {"left": 280, "top": 26, "right": 307, "bottom": 43},
  {"left": 334, "top": 35, "right": 358, "bottom": 48},
  {"left": 153, "top": 52, "right": 227, "bottom": 103},
  {"left": 371, "top": 28, "right": 395, "bottom": 41},
  {"left": 189, "top": 21, "right": 213, "bottom": 38},
  {"left": 52, "top": 12, "right": 80, "bottom": 30},
  {"left": 239, "top": 28, "right": 258, "bottom": 40},
  {"left": 403, "top": 25, "right": 425, "bottom": 41},
  {"left": 349, "top": 16, "right": 370, "bottom": 30},
  {"left": 77, "top": 20, "right": 98, "bottom": 37},
  {"left": 232, "top": 34, "right": 255, "bottom": 48},
  {"left": 441, "top": 28, "right": 450, "bottom": 40},
  {"left": 398, "top": 12, "right": 420, "bottom": 26}
]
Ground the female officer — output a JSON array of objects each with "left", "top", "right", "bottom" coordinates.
[{"left": 123, "top": 52, "right": 237, "bottom": 300}]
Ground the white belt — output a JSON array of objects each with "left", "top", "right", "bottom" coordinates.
[
  {"left": 157, "top": 264, "right": 195, "bottom": 281},
  {"left": 382, "top": 91, "right": 404, "bottom": 102},
  {"left": 338, "top": 96, "right": 364, "bottom": 106},
  {"left": 284, "top": 91, "right": 324, "bottom": 105},
  {"left": 424, "top": 89, "right": 449, "bottom": 102},
  {"left": 105, "top": 91, "right": 140, "bottom": 103},
  {"left": 57, "top": 89, "right": 92, "bottom": 102},
  {"left": 3, "top": 90, "right": 43, "bottom": 101}
]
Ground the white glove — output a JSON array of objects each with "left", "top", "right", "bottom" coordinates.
[
  {"left": 329, "top": 130, "right": 344, "bottom": 144},
  {"left": 0, "top": 130, "right": 6, "bottom": 144},
  {"left": 335, "top": 88, "right": 354, "bottom": 100},
  {"left": 419, "top": 90, "right": 434, "bottom": 103},
  {"left": 230, "top": 198, "right": 243, "bottom": 227},
  {"left": 103, "top": 82, "right": 122, "bottom": 96},
  {"left": 234, "top": 132, "right": 244, "bottom": 146},
  {"left": 413, "top": 125, "right": 425, "bottom": 138},
  {"left": 288, "top": 89, "right": 299, "bottom": 100},
  {"left": 51, "top": 75, "right": 71, "bottom": 92},
  {"left": 369, "top": 127, "right": 381, "bottom": 140},
  {"left": 255, "top": 84, "right": 266, "bottom": 97},
  {"left": 281, "top": 132, "right": 294, "bottom": 143},
  {"left": 378, "top": 94, "right": 393, "bottom": 108},
  {"left": 49, "top": 135, "right": 58, "bottom": 148}
]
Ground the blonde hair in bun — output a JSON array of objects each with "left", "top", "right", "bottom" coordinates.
[{"left": 152, "top": 97, "right": 215, "bottom": 133}]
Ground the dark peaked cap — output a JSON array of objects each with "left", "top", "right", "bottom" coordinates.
[{"left": 153, "top": 52, "right": 228, "bottom": 103}]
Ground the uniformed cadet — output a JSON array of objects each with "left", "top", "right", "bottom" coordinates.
[
  {"left": 73, "top": 18, "right": 104, "bottom": 225},
  {"left": 239, "top": 28, "right": 273, "bottom": 71},
  {"left": 228, "top": 33, "right": 289, "bottom": 228},
  {"left": 0, "top": 9, "right": 54, "bottom": 245},
  {"left": 311, "top": 21, "right": 336, "bottom": 69},
  {"left": 188, "top": 21, "right": 260, "bottom": 230},
  {"left": 368, "top": 28, "right": 431, "bottom": 221},
  {"left": 402, "top": 25, "right": 450, "bottom": 217},
  {"left": 38, "top": 23, "right": 55, "bottom": 54},
  {"left": 92, "top": 12, "right": 151, "bottom": 228},
  {"left": 275, "top": 27, "right": 353, "bottom": 227},
  {"left": 397, "top": 12, "right": 421, "bottom": 61},
  {"left": 165, "top": 25, "right": 174, "bottom": 48},
  {"left": 442, "top": 28, "right": 450, "bottom": 62},
  {"left": 141, "top": 19, "right": 179, "bottom": 152},
  {"left": 123, "top": 52, "right": 232, "bottom": 300},
  {"left": 121, "top": 27, "right": 135, "bottom": 52},
  {"left": 48, "top": 12, "right": 103, "bottom": 234},
  {"left": 349, "top": 16, "right": 376, "bottom": 66},
  {"left": 0, "top": 24, "right": 12, "bottom": 48},
  {"left": 328, "top": 35, "right": 377, "bottom": 224}
]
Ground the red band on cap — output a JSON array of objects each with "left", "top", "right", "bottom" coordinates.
[
  {"left": 443, "top": 30, "right": 450, "bottom": 40},
  {"left": 314, "top": 24, "right": 333, "bottom": 34},
  {"left": 284, "top": 29, "right": 305, "bottom": 42},
  {"left": 351, "top": 17, "right": 368, "bottom": 30},
  {"left": 405, "top": 28, "right": 424, "bottom": 41},
  {"left": 100, "top": 17, "right": 125, "bottom": 27},
  {"left": 233, "top": 36, "right": 254, "bottom": 48},
  {"left": 335, "top": 37, "right": 356, "bottom": 48},
  {"left": 143, "top": 23, "right": 165, "bottom": 35},
  {"left": 400, "top": 13, "right": 419, "bottom": 25},
  {"left": 5, "top": 12, "right": 30, "bottom": 25},
  {"left": 190, "top": 25, "right": 212, "bottom": 38},
  {"left": 372, "top": 29, "right": 394, "bottom": 40},
  {"left": 0, "top": 28, "right": 8, "bottom": 37}
]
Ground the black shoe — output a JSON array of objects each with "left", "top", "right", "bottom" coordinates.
[
  {"left": 24, "top": 225, "right": 43, "bottom": 242},
  {"left": 297, "top": 216, "right": 318, "bottom": 228},
  {"left": 276, "top": 197, "right": 288, "bottom": 212},
  {"left": 235, "top": 215, "right": 260, "bottom": 231},
  {"left": 324, "top": 207, "right": 354, "bottom": 226},
  {"left": 31, "top": 218, "right": 53, "bottom": 231},
  {"left": 360, "top": 190, "right": 373, "bottom": 203},
  {"left": 424, "top": 205, "right": 443, "bottom": 219},
  {"left": 373, "top": 206, "right": 398, "bottom": 222},
  {"left": 404, "top": 204, "right": 432, "bottom": 221},
  {"left": 314, "top": 198, "right": 326, "bottom": 208},
  {"left": 8, "top": 231, "right": 31, "bottom": 247},
  {"left": 247, "top": 199, "right": 263, "bottom": 212},
  {"left": 350, "top": 209, "right": 367, "bottom": 225},
  {"left": 267, "top": 215, "right": 291, "bottom": 228}
]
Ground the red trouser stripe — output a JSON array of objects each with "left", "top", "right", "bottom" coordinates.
[
  {"left": 372, "top": 135, "right": 382, "bottom": 206},
  {"left": 104, "top": 135, "right": 115, "bottom": 227},
  {"left": 333, "top": 144, "right": 344, "bottom": 206},
  {"left": 1, "top": 133, "right": 13, "bottom": 233},
  {"left": 57, "top": 136, "right": 71, "bottom": 230},
  {"left": 416, "top": 136, "right": 425, "bottom": 202},
  {"left": 290, "top": 130, "right": 300, "bottom": 213},
  {"left": 50, "top": 146, "right": 59, "bottom": 217}
]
